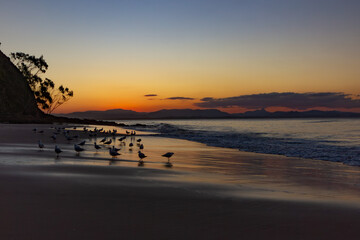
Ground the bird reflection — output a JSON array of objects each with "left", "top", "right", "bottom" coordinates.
[{"left": 165, "top": 162, "right": 173, "bottom": 168}]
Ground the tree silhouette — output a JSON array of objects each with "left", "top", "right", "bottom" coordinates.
[{"left": 10, "top": 52, "right": 73, "bottom": 113}]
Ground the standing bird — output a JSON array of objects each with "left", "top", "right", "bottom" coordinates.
[
  {"left": 129, "top": 142, "right": 134, "bottom": 151},
  {"left": 55, "top": 145, "right": 62, "bottom": 157},
  {"left": 138, "top": 151, "right": 147, "bottom": 164},
  {"left": 112, "top": 146, "right": 121, "bottom": 152},
  {"left": 74, "top": 144, "right": 84, "bottom": 155},
  {"left": 118, "top": 136, "right": 126, "bottom": 146},
  {"left": 65, "top": 135, "right": 74, "bottom": 141},
  {"left": 94, "top": 142, "right": 101, "bottom": 150},
  {"left": 104, "top": 139, "right": 112, "bottom": 145},
  {"left": 100, "top": 137, "right": 107, "bottom": 143},
  {"left": 109, "top": 148, "right": 120, "bottom": 158},
  {"left": 78, "top": 140, "right": 86, "bottom": 146},
  {"left": 38, "top": 140, "right": 44, "bottom": 150},
  {"left": 162, "top": 152, "right": 174, "bottom": 166},
  {"left": 136, "top": 139, "right": 142, "bottom": 144},
  {"left": 139, "top": 144, "right": 144, "bottom": 150},
  {"left": 51, "top": 134, "right": 57, "bottom": 141}
]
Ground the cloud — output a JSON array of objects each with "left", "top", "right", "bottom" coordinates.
[
  {"left": 195, "top": 92, "right": 360, "bottom": 110},
  {"left": 166, "top": 97, "right": 195, "bottom": 100},
  {"left": 200, "top": 97, "right": 214, "bottom": 101},
  {"left": 144, "top": 94, "right": 157, "bottom": 97}
]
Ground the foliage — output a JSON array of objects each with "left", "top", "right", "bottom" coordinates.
[{"left": 10, "top": 52, "right": 73, "bottom": 113}]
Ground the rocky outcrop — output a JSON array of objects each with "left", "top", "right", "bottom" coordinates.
[{"left": 0, "top": 50, "right": 43, "bottom": 121}]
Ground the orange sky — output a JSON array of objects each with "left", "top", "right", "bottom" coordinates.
[
  {"left": 1, "top": 1, "right": 359, "bottom": 114},
  {"left": 46, "top": 47, "right": 360, "bottom": 113}
]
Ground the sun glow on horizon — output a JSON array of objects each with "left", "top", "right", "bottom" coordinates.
[{"left": 1, "top": 0, "right": 359, "bottom": 114}]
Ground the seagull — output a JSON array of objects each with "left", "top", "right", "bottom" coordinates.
[
  {"left": 128, "top": 142, "right": 134, "bottom": 151},
  {"left": 65, "top": 135, "right": 73, "bottom": 141},
  {"left": 112, "top": 146, "right": 121, "bottom": 152},
  {"left": 74, "top": 144, "right": 84, "bottom": 155},
  {"left": 94, "top": 142, "right": 101, "bottom": 150},
  {"left": 162, "top": 152, "right": 174, "bottom": 162},
  {"left": 104, "top": 139, "right": 112, "bottom": 145},
  {"left": 112, "top": 129, "right": 117, "bottom": 137},
  {"left": 38, "top": 140, "right": 44, "bottom": 150},
  {"left": 109, "top": 148, "right": 120, "bottom": 158},
  {"left": 138, "top": 151, "right": 147, "bottom": 164},
  {"left": 55, "top": 145, "right": 62, "bottom": 157},
  {"left": 139, "top": 144, "right": 144, "bottom": 150},
  {"left": 78, "top": 140, "right": 86, "bottom": 146},
  {"left": 162, "top": 152, "right": 174, "bottom": 167}
]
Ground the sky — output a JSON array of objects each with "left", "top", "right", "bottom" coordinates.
[{"left": 1, "top": 0, "right": 359, "bottom": 113}]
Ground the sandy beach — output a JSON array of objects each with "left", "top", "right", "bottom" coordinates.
[{"left": 1, "top": 123, "right": 360, "bottom": 240}]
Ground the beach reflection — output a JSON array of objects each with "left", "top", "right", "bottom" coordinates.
[{"left": 2, "top": 126, "right": 360, "bottom": 206}]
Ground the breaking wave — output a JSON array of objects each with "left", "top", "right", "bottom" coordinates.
[{"left": 125, "top": 122, "right": 360, "bottom": 166}]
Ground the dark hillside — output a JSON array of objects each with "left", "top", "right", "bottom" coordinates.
[{"left": 0, "top": 50, "right": 43, "bottom": 121}]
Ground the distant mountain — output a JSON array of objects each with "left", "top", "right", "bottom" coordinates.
[
  {"left": 234, "top": 109, "right": 360, "bottom": 118},
  {"left": 147, "top": 109, "right": 231, "bottom": 119},
  {"left": 58, "top": 108, "right": 231, "bottom": 120},
  {"left": 60, "top": 109, "right": 144, "bottom": 120},
  {"left": 233, "top": 108, "right": 269, "bottom": 117},
  {"left": 57, "top": 108, "right": 360, "bottom": 120}
]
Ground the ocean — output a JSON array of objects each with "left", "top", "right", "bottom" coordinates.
[{"left": 118, "top": 118, "right": 360, "bottom": 166}]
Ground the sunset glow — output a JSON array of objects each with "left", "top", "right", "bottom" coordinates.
[{"left": 1, "top": 0, "right": 359, "bottom": 113}]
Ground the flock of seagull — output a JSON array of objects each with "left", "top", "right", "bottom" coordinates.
[{"left": 34, "top": 126, "right": 174, "bottom": 167}]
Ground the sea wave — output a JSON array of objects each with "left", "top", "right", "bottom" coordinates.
[{"left": 125, "top": 123, "right": 360, "bottom": 166}]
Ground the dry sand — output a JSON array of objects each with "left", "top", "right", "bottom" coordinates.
[{"left": 1, "top": 123, "right": 360, "bottom": 240}]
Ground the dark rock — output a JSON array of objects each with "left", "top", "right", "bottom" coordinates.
[{"left": 0, "top": 50, "right": 44, "bottom": 121}]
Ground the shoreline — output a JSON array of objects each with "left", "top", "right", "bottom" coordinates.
[
  {"left": 120, "top": 119, "right": 360, "bottom": 167},
  {"left": 2, "top": 123, "right": 360, "bottom": 202},
  {"left": 1, "top": 123, "right": 360, "bottom": 239}
]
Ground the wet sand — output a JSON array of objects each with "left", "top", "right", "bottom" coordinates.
[{"left": 1, "top": 123, "right": 360, "bottom": 239}]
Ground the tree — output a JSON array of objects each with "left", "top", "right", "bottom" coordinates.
[{"left": 10, "top": 52, "right": 73, "bottom": 113}]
